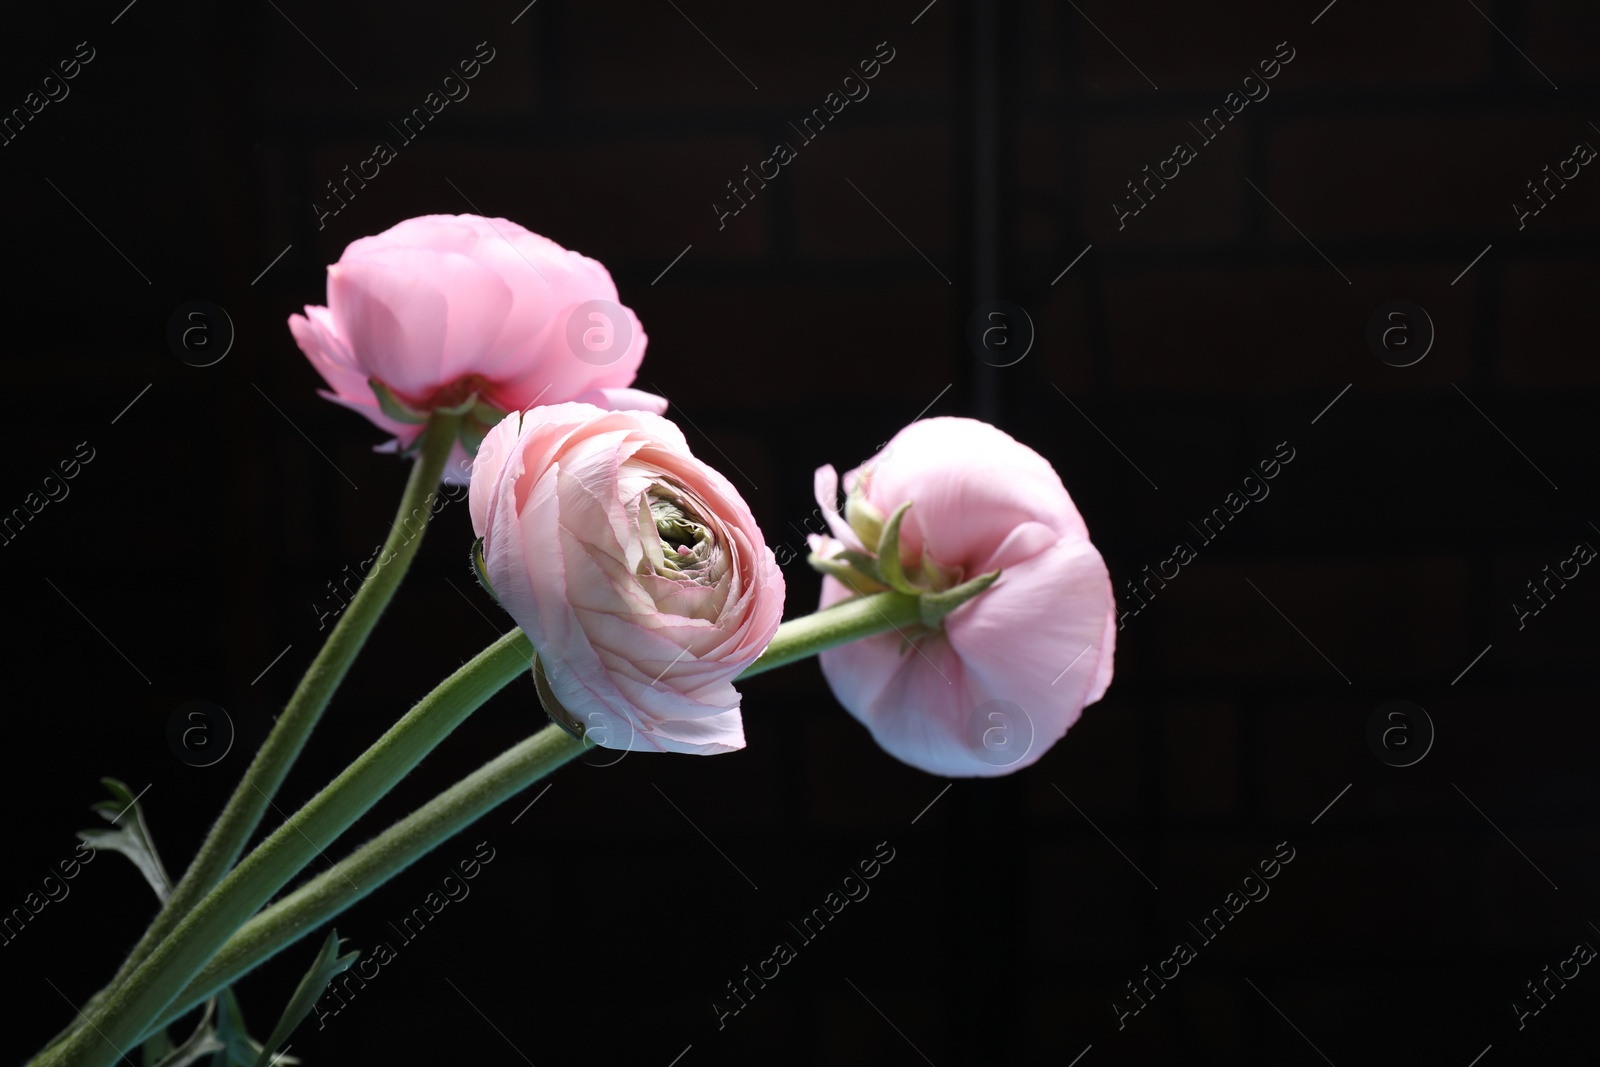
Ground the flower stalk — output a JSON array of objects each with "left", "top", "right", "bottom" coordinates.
[
  {"left": 77, "top": 411, "right": 462, "bottom": 1016},
  {"left": 37, "top": 595, "right": 526, "bottom": 1067},
  {"left": 40, "top": 584, "right": 980, "bottom": 1067}
]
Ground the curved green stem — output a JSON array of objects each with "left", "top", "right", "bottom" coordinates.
[
  {"left": 740, "top": 589, "right": 920, "bottom": 678},
  {"left": 142, "top": 725, "right": 585, "bottom": 1040},
  {"left": 38, "top": 629, "right": 533, "bottom": 1067},
  {"left": 127, "top": 591, "right": 923, "bottom": 1042},
  {"left": 38, "top": 590, "right": 916, "bottom": 1066},
  {"left": 36, "top": 417, "right": 464, "bottom": 1064},
  {"left": 99, "top": 413, "right": 462, "bottom": 997}
]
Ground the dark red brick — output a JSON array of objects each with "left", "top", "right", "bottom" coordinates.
[
  {"left": 1035, "top": 275, "right": 1095, "bottom": 391},
  {"left": 1500, "top": 260, "right": 1600, "bottom": 386},
  {"left": 1293, "top": 0, "right": 1492, "bottom": 88},
  {"left": 1029, "top": 699, "right": 1149, "bottom": 821},
  {"left": 1081, "top": 117, "right": 1245, "bottom": 244},
  {"left": 566, "top": 2, "right": 948, "bottom": 111},
  {"left": 1100, "top": 267, "right": 1476, "bottom": 392},
  {"left": 1162, "top": 701, "right": 1241, "bottom": 819},
  {"left": 1152, "top": 559, "right": 1472, "bottom": 680},
  {"left": 306, "top": 136, "right": 772, "bottom": 267},
  {"left": 1268, "top": 114, "right": 1600, "bottom": 239},
  {"left": 634, "top": 282, "right": 957, "bottom": 405},
  {"left": 252, "top": 4, "right": 538, "bottom": 118},
  {"left": 1527, "top": 0, "right": 1600, "bottom": 84},
  {"left": 793, "top": 126, "right": 955, "bottom": 264}
]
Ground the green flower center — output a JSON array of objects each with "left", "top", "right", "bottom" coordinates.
[{"left": 639, "top": 486, "right": 722, "bottom": 586}]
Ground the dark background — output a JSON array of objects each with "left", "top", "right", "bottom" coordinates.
[{"left": 4, "top": 1, "right": 1598, "bottom": 1064}]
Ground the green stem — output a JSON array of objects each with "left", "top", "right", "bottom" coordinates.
[
  {"left": 38, "top": 629, "right": 533, "bottom": 1067},
  {"left": 740, "top": 589, "right": 920, "bottom": 678},
  {"left": 129, "top": 591, "right": 924, "bottom": 1040},
  {"left": 142, "top": 725, "right": 585, "bottom": 1040},
  {"left": 38, "top": 590, "right": 914, "bottom": 1066},
  {"left": 98, "top": 414, "right": 462, "bottom": 1001}
]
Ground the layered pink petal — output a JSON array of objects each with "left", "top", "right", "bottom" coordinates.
[
  {"left": 814, "top": 417, "right": 1116, "bottom": 776},
  {"left": 291, "top": 215, "right": 659, "bottom": 476},
  {"left": 855, "top": 417, "right": 1089, "bottom": 568},
  {"left": 470, "top": 405, "right": 783, "bottom": 756}
]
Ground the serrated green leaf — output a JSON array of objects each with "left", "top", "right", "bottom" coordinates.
[
  {"left": 249, "top": 930, "right": 359, "bottom": 1067},
  {"left": 368, "top": 378, "right": 429, "bottom": 424},
  {"left": 79, "top": 778, "right": 171, "bottom": 903},
  {"left": 874, "top": 502, "right": 920, "bottom": 594}
]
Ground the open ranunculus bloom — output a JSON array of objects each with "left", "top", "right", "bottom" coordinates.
[
  {"left": 289, "top": 213, "right": 665, "bottom": 479},
  {"left": 809, "top": 417, "right": 1116, "bottom": 777},
  {"left": 470, "top": 403, "right": 785, "bottom": 754},
  {"left": 34, "top": 207, "right": 1123, "bottom": 1067}
]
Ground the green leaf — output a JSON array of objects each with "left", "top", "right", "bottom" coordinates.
[
  {"left": 79, "top": 778, "right": 172, "bottom": 903},
  {"left": 874, "top": 502, "right": 920, "bottom": 594},
  {"left": 140, "top": 1029, "right": 174, "bottom": 1066},
  {"left": 919, "top": 568, "right": 1002, "bottom": 627},
  {"left": 368, "top": 378, "right": 429, "bottom": 424},
  {"left": 249, "top": 930, "right": 358, "bottom": 1067},
  {"left": 212, "top": 989, "right": 290, "bottom": 1066},
  {"left": 144, "top": 999, "right": 224, "bottom": 1067}
]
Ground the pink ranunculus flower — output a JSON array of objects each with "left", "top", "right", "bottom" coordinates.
[
  {"left": 470, "top": 403, "right": 785, "bottom": 754},
  {"left": 808, "top": 417, "right": 1115, "bottom": 777},
  {"left": 289, "top": 214, "right": 665, "bottom": 481}
]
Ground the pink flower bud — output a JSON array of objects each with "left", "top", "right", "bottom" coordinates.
[
  {"left": 288, "top": 214, "right": 665, "bottom": 481},
  {"left": 809, "top": 417, "right": 1115, "bottom": 776},
  {"left": 470, "top": 404, "right": 785, "bottom": 754}
]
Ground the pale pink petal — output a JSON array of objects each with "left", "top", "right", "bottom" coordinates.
[{"left": 814, "top": 417, "right": 1115, "bottom": 777}]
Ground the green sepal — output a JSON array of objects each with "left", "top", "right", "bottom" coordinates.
[
  {"left": 807, "top": 552, "right": 888, "bottom": 596},
  {"left": 834, "top": 549, "right": 885, "bottom": 583},
  {"left": 845, "top": 493, "right": 886, "bottom": 548},
  {"left": 470, "top": 537, "right": 500, "bottom": 605},
  {"left": 919, "top": 569, "right": 1001, "bottom": 627},
  {"left": 79, "top": 778, "right": 172, "bottom": 903},
  {"left": 459, "top": 418, "right": 487, "bottom": 456},
  {"left": 874, "top": 501, "right": 920, "bottom": 594},
  {"left": 533, "top": 654, "right": 586, "bottom": 741},
  {"left": 249, "top": 930, "right": 358, "bottom": 1067},
  {"left": 434, "top": 390, "right": 484, "bottom": 417},
  {"left": 368, "top": 378, "right": 429, "bottom": 425},
  {"left": 459, "top": 398, "right": 509, "bottom": 456},
  {"left": 471, "top": 396, "right": 508, "bottom": 426}
]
